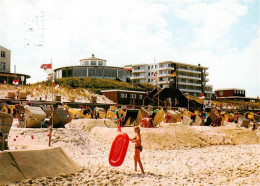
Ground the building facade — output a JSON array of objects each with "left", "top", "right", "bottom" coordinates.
[
  {"left": 101, "top": 90, "right": 146, "bottom": 105},
  {"left": 0, "top": 45, "right": 30, "bottom": 84},
  {"left": 215, "top": 88, "right": 246, "bottom": 98},
  {"left": 0, "top": 45, "right": 11, "bottom": 73},
  {"left": 214, "top": 88, "right": 259, "bottom": 102},
  {"left": 54, "top": 54, "right": 130, "bottom": 81},
  {"left": 129, "top": 61, "right": 213, "bottom": 98}
]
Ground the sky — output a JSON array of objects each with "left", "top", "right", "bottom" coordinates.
[{"left": 0, "top": 0, "right": 259, "bottom": 97}]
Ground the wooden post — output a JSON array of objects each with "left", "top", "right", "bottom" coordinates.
[
  {"left": 48, "top": 65, "right": 54, "bottom": 146},
  {"left": 1, "top": 129, "right": 4, "bottom": 151}
]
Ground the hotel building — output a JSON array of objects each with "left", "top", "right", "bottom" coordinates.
[{"left": 130, "top": 61, "right": 214, "bottom": 98}]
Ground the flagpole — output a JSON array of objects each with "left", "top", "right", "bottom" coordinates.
[
  {"left": 48, "top": 59, "right": 54, "bottom": 147},
  {"left": 157, "top": 71, "right": 159, "bottom": 109}
]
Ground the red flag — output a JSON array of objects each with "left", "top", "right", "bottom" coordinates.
[
  {"left": 199, "top": 94, "right": 205, "bottom": 99},
  {"left": 13, "top": 79, "right": 19, "bottom": 85},
  {"left": 40, "top": 63, "right": 52, "bottom": 70}
]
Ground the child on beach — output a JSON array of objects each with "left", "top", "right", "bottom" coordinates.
[{"left": 130, "top": 126, "right": 145, "bottom": 174}]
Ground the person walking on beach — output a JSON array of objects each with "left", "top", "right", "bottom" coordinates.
[{"left": 130, "top": 126, "right": 145, "bottom": 174}]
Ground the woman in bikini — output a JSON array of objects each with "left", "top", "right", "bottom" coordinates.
[{"left": 130, "top": 126, "right": 145, "bottom": 174}]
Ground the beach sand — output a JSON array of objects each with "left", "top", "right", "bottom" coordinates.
[{"left": 6, "top": 119, "right": 260, "bottom": 185}]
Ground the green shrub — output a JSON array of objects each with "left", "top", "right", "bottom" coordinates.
[{"left": 54, "top": 77, "right": 154, "bottom": 93}]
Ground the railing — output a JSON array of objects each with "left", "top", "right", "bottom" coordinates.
[
  {"left": 132, "top": 69, "right": 146, "bottom": 73},
  {"left": 158, "top": 80, "right": 169, "bottom": 84},
  {"left": 177, "top": 68, "right": 201, "bottom": 74},
  {"left": 158, "top": 66, "right": 175, "bottom": 71},
  {"left": 178, "top": 75, "right": 201, "bottom": 80},
  {"left": 158, "top": 73, "right": 170, "bottom": 77},
  {"left": 130, "top": 76, "right": 146, "bottom": 79},
  {"left": 179, "top": 88, "right": 202, "bottom": 93},
  {"left": 178, "top": 82, "right": 201, "bottom": 86}
]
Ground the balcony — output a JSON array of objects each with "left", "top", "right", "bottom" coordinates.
[
  {"left": 177, "top": 68, "right": 201, "bottom": 74},
  {"left": 178, "top": 82, "right": 201, "bottom": 87},
  {"left": 205, "top": 78, "right": 209, "bottom": 82},
  {"left": 179, "top": 88, "right": 202, "bottom": 93},
  {"left": 205, "top": 90, "right": 214, "bottom": 94},
  {"left": 178, "top": 75, "right": 201, "bottom": 80},
  {"left": 132, "top": 69, "right": 146, "bottom": 73},
  {"left": 158, "top": 66, "right": 175, "bottom": 71},
  {"left": 130, "top": 76, "right": 146, "bottom": 80},
  {"left": 205, "top": 72, "right": 209, "bottom": 76},
  {"left": 158, "top": 80, "right": 169, "bottom": 84},
  {"left": 158, "top": 73, "right": 170, "bottom": 77}
]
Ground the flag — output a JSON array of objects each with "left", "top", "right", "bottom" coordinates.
[
  {"left": 199, "top": 94, "right": 205, "bottom": 99},
  {"left": 170, "top": 72, "right": 176, "bottom": 77},
  {"left": 153, "top": 72, "right": 157, "bottom": 81},
  {"left": 123, "top": 66, "right": 132, "bottom": 71},
  {"left": 13, "top": 79, "right": 19, "bottom": 85},
  {"left": 40, "top": 63, "right": 52, "bottom": 70}
]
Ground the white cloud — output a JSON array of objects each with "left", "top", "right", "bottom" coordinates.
[{"left": 174, "top": 0, "right": 248, "bottom": 48}]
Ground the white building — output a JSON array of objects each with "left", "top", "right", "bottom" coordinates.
[
  {"left": 79, "top": 54, "right": 107, "bottom": 66},
  {"left": 130, "top": 61, "right": 214, "bottom": 98},
  {"left": 54, "top": 54, "right": 130, "bottom": 81},
  {"left": 0, "top": 45, "right": 30, "bottom": 84},
  {"left": 0, "top": 45, "right": 11, "bottom": 73}
]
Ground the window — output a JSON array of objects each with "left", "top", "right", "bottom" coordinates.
[
  {"left": 155, "top": 65, "right": 157, "bottom": 68},
  {"left": 98, "top": 61, "right": 103, "bottom": 66},
  {"left": 90, "top": 61, "right": 97, "bottom": 65},
  {"left": 130, "top": 94, "right": 136, "bottom": 99},
  {"left": 121, "top": 93, "right": 127, "bottom": 98},
  {"left": 219, "top": 91, "right": 223, "bottom": 96},
  {"left": 139, "top": 95, "right": 143, "bottom": 99},
  {"left": 0, "top": 62, "right": 5, "bottom": 70},
  {"left": 148, "top": 72, "right": 150, "bottom": 76},
  {"left": 1, "top": 51, "right": 6, "bottom": 58},
  {"left": 148, "top": 66, "right": 150, "bottom": 69}
]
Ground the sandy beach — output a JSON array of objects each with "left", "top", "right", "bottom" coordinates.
[{"left": 6, "top": 118, "right": 260, "bottom": 185}]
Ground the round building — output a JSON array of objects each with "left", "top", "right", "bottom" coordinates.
[{"left": 54, "top": 54, "right": 130, "bottom": 81}]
